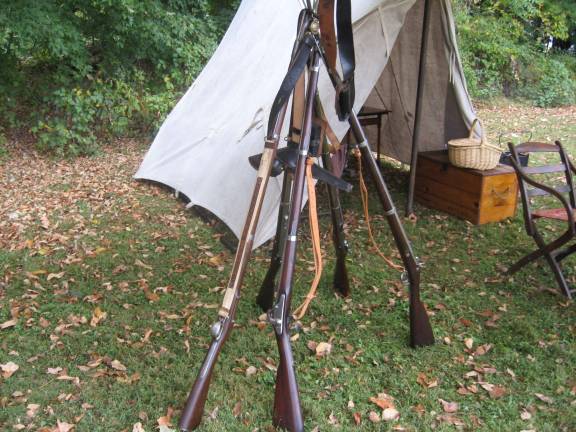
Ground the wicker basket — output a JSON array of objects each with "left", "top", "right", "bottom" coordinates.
[{"left": 448, "top": 119, "right": 502, "bottom": 170}]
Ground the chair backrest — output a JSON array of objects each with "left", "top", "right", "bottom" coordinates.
[{"left": 508, "top": 141, "right": 576, "bottom": 235}]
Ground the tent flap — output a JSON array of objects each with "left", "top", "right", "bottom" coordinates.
[{"left": 136, "top": 0, "right": 477, "bottom": 248}]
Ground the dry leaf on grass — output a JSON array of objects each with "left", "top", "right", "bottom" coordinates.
[
  {"left": 439, "top": 399, "right": 459, "bottom": 413},
  {"left": 368, "top": 411, "right": 381, "bottom": 423},
  {"left": 90, "top": 307, "right": 107, "bottom": 327},
  {"left": 111, "top": 360, "right": 127, "bottom": 371},
  {"left": 534, "top": 393, "right": 554, "bottom": 404},
  {"left": 132, "top": 422, "right": 145, "bottom": 432},
  {"left": 382, "top": 408, "right": 400, "bottom": 421},
  {"left": 56, "top": 420, "right": 75, "bottom": 432},
  {"left": 1, "top": 361, "right": 19, "bottom": 378},
  {"left": 417, "top": 372, "right": 438, "bottom": 388},
  {"left": 308, "top": 341, "right": 332, "bottom": 357},
  {"left": 26, "top": 404, "right": 40, "bottom": 418},
  {"left": 369, "top": 393, "right": 395, "bottom": 410},
  {"left": 232, "top": 401, "right": 242, "bottom": 418},
  {"left": 157, "top": 407, "right": 173, "bottom": 427},
  {"left": 0, "top": 318, "right": 18, "bottom": 329}
]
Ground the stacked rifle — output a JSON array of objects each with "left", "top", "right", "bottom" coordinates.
[{"left": 178, "top": 2, "right": 434, "bottom": 431}]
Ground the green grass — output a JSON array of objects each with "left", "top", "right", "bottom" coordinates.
[{"left": 1, "top": 104, "right": 575, "bottom": 431}]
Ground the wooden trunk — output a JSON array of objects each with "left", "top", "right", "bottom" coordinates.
[{"left": 415, "top": 151, "right": 518, "bottom": 225}]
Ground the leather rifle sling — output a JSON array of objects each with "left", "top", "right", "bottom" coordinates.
[
  {"left": 219, "top": 35, "right": 315, "bottom": 318},
  {"left": 318, "top": 0, "right": 337, "bottom": 72},
  {"left": 336, "top": 0, "right": 355, "bottom": 85},
  {"left": 291, "top": 72, "right": 306, "bottom": 144},
  {"left": 318, "top": 0, "right": 356, "bottom": 120}
]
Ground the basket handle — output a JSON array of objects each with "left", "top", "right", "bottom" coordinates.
[
  {"left": 468, "top": 118, "right": 487, "bottom": 145},
  {"left": 468, "top": 119, "right": 479, "bottom": 139}
]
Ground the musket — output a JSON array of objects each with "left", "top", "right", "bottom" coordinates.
[
  {"left": 256, "top": 70, "right": 306, "bottom": 312},
  {"left": 178, "top": 15, "right": 316, "bottom": 430},
  {"left": 269, "top": 49, "right": 321, "bottom": 432},
  {"left": 255, "top": 167, "right": 292, "bottom": 311},
  {"left": 321, "top": 141, "right": 350, "bottom": 297},
  {"left": 348, "top": 112, "right": 434, "bottom": 348}
]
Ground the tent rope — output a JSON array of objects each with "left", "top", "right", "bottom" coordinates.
[
  {"left": 353, "top": 149, "right": 403, "bottom": 271},
  {"left": 293, "top": 157, "right": 324, "bottom": 320}
]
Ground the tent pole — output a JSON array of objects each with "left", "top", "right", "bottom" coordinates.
[{"left": 405, "top": 0, "right": 432, "bottom": 216}]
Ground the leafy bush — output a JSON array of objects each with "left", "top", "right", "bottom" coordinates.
[
  {"left": 519, "top": 57, "right": 576, "bottom": 107},
  {"left": 454, "top": 0, "right": 576, "bottom": 106},
  {"left": 0, "top": 0, "right": 238, "bottom": 156}
]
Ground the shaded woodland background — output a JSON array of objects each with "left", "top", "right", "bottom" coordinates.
[{"left": 0, "top": 0, "right": 574, "bottom": 156}]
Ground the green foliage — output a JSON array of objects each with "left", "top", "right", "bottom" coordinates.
[
  {"left": 519, "top": 57, "right": 576, "bottom": 107},
  {"left": 0, "top": 0, "right": 574, "bottom": 156},
  {"left": 0, "top": 0, "right": 237, "bottom": 156},
  {"left": 0, "top": 129, "right": 7, "bottom": 159},
  {"left": 454, "top": 0, "right": 576, "bottom": 106}
]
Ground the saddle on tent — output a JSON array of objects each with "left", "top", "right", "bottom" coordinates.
[{"left": 506, "top": 140, "right": 576, "bottom": 299}]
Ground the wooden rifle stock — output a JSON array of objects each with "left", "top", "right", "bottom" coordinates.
[
  {"left": 321, "top": 149, "right": 350, "bottom": 297},
  {"left": 256, "top": 256, "right": 281, "bottom": 311},
  {"left": 256, "top": 171, "right": 294, "bottom": 311},
  {"left": 178, "top": 102, "right": 292, "bottom": 432},
  {"left": 271, "top": 298, "right": 304, "bottom": 432},
  {"left": 179, "top": 317, "right": 232, "bottom": 430},
  {"left": 269, "top": 51, "right": 321, "bottom": 431},
  {"left": 349, "top": 113, "right": 434, "bottom": 348}
]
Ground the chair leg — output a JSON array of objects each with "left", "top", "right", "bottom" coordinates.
[
  {"left": 507, "top": 245, "right": 546, "bottom": 275},
  {"left": 554, "top": 242, "right": 576, "bottom": 262},
  {"left": 543, "top": 252, "right": 572, "bottom": 299},
  {"left": 534, "top": 231, "right": 573, "bottom": 299},
  {"left": 509, "top": 228, "right": 574, "bottom": 298}
]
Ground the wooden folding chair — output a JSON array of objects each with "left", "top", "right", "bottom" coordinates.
[{"left": 507, "top": 141, "right": 576, "bottom": 299}]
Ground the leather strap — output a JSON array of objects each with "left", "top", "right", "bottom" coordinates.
[
  {"left": 318, "top": 0, "right": 356, "bottom": 121},
  {"left": 318, "top": 0, "right": 337, "bottom": 71},
  {"left": 268, "top": 34, "right": 315, "bottom": 137},
  {"left": 293, "top": 157, "right": 323, "bottom": 319},
  {"left": 353, "top": 149, "right": 403, "bottom": 271}
]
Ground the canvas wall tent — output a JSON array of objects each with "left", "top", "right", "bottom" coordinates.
[{"left": 136, "top": 0, "right": 480, "bottom": 248}]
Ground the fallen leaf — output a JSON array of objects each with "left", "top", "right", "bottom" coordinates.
[
  {"left": 535, "top": 393, "right": 554, "bottom": 404},
  {"left": 111, "top": 360, "right": 127, "bottom": 371},
  {"left": 489, "top": 385, "right": 507, "bottom": 399},
  {"left": 1, "top": 361, "right": 19, "bottom": 378},
  {"left": 157, "top": 407, "right": 173, "bottom": 427},
  {"left": 369, "top": 393, "right": 395, "bottom": 410},
  {"left": 382, "top": 407, "right": 400, "bottom": 421},
  {"left": 520, "top": 410, "right": 532, "bottom": 420},
  {"left": 232, "top": 401, "right": 242, "bottom": 418},
  {"left": 56, "top": 420, "right": 75, "bottom": 432},
  {"left": 47, "top": 272, "right": 65, "bottom": 281},
  {"left": 464, "top": 338, "right": 474, "bottom": 350},
  {"left": 0, "top": 319, "right": 18, "bottom": 329},
  {"left": 135, "top": 259, "right": 152, "bottom": 270},
  {"left": 368, "top": 411, "right": 381, "bottom": 423},
  {"left": 47, "top": 367, "right": 63, "bottom": 375},
  {"left": 437, "top": 414, "right": 465, "bottom": 426},
  {"left": 245, "top": 366, "right": 257, "bottom": 377},
  {"left": 439, "top": 399, "right": 459, "bottom": 413},
  {"left": 315, "top": 342, "right": 332, "bottom": 357},
  {"left": 353, "top": 412, "right": 362, "bottom": 425},
  {"left": 26, "top": 404, "right": 40, "bottom": 418},
  {"left": 90, "top": 307, "right": 107, "bottom": 327},
  {"left": 417, "top": 372, "right": 438, "bottom": 388},
  {"left": 132, "top": 423, "right": 145, "bottom": 432},
  {"left": 328, "top": 411, "right": 339, "bottom": 425}
]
